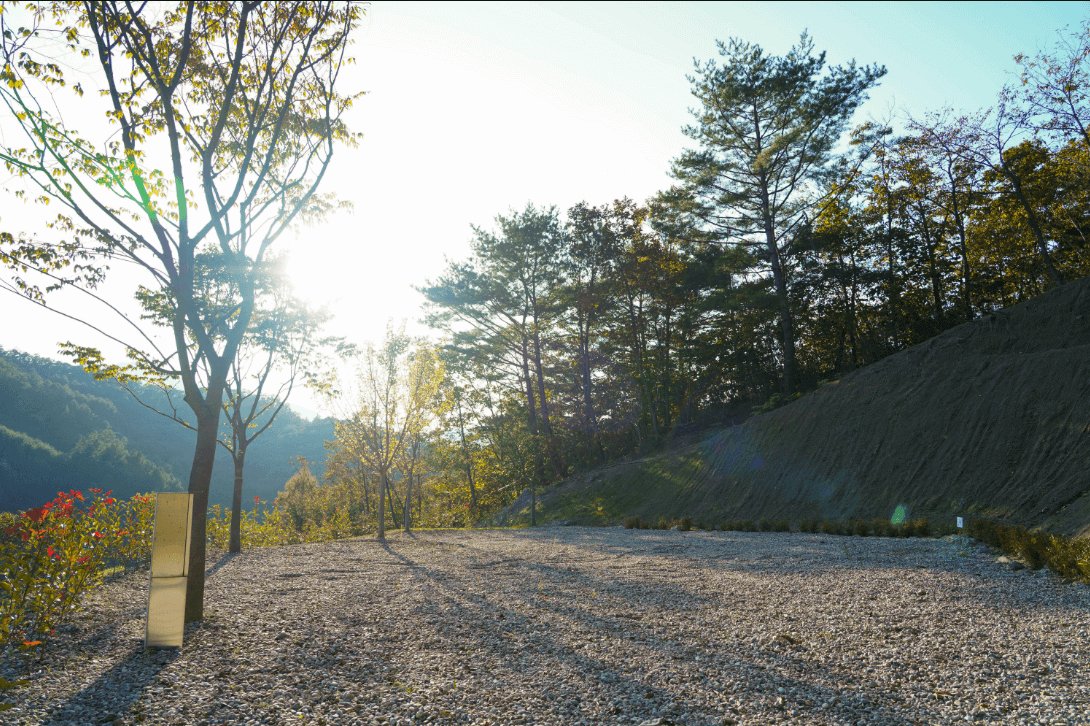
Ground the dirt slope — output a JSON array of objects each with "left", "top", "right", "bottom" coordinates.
[{"left": 517, "top": 275, "right": 1090, "bottom": 538}]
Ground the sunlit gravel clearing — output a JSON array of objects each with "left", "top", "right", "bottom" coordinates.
[{"left": 3, "top": 527, "right": 1089, "bottom": 726}]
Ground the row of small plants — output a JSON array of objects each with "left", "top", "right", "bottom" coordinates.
[
  {"left": 967, "top": 518, "right": 1090, "bottom": 581},
  {"left": 205, "top": 499, "right": 360, "bottom": 548},
  {"left": 622, "top": 515, "right": 935, "bottom": 537},
  {"left": 622, "top": 514, "right": 1090, "bottom": 583},
  {"left": 0, "top": 490, "right": 154, "bottom": 652}
]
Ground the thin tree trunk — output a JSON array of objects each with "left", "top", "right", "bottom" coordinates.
[
  {"left": 520, "top": 335, "right": 544, "bottom": 524},
  {"left": 1005, "top": 166, "right": 1063, "bottom": 287},
  {"left": 578, "top": 268, "right": 604, "bottom": 460},
  {"left": 848, "top": 250, "right": 859, "bottom": 367},
  {"left": 955, "top": 217, "right": 973, "bottom": 320},
  {"left": 521, "top": 339, "right": 538, "bottom": 434},
  {"left": 947, "top": 178, "right": 974, "bottom": 321},
  {"left": 532, "top": 331, "right": 552, "bottom": 437},
  {"left": 403, "top": 437, "right": 418, "bottom": 533},
  {"left": 916, "top": 209, "right": 945, "bottom": 318},
  {"left": 228, "top": 447, "right": 246, "bottom": 553},
  {"left": 767, "top": 242, "right": 796, "bottom": 395},
  {"left": 886, "top": 232, "right": 900, "bottom": 351},
  {"left": 361, "top": 458, "right": 372, "bottom": 513},
  {"left": 581, "top": 339, "right": 604, "bottom": 461},
  {"left": 184, "top": 408, "right": 220, "bottom": 623},
  {"left": 835, "top": 252, "right": 849, "bottom": 371},
  {"left": 457, "top": 399, "right": 478, "bottom": 519},
  {"left": 884, "top": 175, "right": 900, "bottom": 351},
  {"left": 661, "top": 305, "right": 673, "bottom": 431},
  {"left": 759, "top": 180, "right": 796, "bottom": 396},
  {"left": 530, "top": 428, "right": 538, "bottom": 527},
  {"left": 621, "top": 280, "right": 658, "bottom": 439},
  {"left": 532, "top": 329, "right": 562, "bottom": 479},
  {"left": 386, "top": 479, "right": 399, "bottom": 529},
  {"left": 377, "top": 468, "right": 387, "bottom": 542}
]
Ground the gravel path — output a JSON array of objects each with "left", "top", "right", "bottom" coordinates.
[{"left": 2, "top": 528, "right": 1089, "bottom": 726}]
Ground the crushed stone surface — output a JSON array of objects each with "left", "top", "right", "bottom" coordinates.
[{"left": 2, "top": 528, "right": 1088, "bottom": 726}]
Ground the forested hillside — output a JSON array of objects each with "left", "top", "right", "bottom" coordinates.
[
  {"left": 0, "top": 348, "right": 333, "bottom": 513},
  {"left": 303, "top": 26, "right": 1090, "bottom": 533},
  {"left": 502, "top": 272, "right": 1090, "bottom": 538}
]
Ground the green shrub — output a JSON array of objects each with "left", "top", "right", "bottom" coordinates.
[
  {"left": 850, "top": 519, "right": 870, "bottom": 537},
  {"left": 799, "top": 519, "right": 819, "bottom": 534},
  {"left": 624, "top": 517, "right": 640, "bottom": 529},
  {"left": 772, "top": 519, "right": 791, "bottom": 532},
  {"left": 1038, "top": 533, "right": 1090, "bottom": 580},
  {"left": 678, "top": 516, "right": 693, "bottom": 532},
  {"left": 871, "top": 518, "right": 894, "bottom": 537},
  {"left": 696, "top": 520, "right": 708, "bottom": 531},
  {"left": 654, "top": 517, "right": 669, "bottom": 530},
  {"left": 819, "top": 520, "right": 841, "bottom": 536},
  {"left": 757, "top": 517, "right": 771, "bottom": 532},
  {"left": 740, "top": 519, "right": 757, "bottom": 532},
  {"left": 1021, "top": 532, "right": 1049, "bottom": 570}
]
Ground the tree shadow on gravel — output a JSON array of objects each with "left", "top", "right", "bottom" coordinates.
[
  {"left": 6, "top": 550, "right": 244, "bottom": 723},
  {"left": 17, "top": 643, "right": 182, "bottom": 724},
  {"left": 362, "top": 537, "right": 946, "bottom": 726},
  {"left": 510, "top": 527, "right": 1088, "bottom": 614}
]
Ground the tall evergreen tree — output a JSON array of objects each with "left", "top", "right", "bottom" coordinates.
[{"left": 669, "top": 32, "right": 885, "bottom": 394}]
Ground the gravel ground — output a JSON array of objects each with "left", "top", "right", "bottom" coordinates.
[{"left": 2, "top": 527, "right": 1089, "bottom": 726}]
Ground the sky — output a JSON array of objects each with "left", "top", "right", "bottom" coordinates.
[{"left": 1, "top": 1, "right": 1086, "bottom": 416}]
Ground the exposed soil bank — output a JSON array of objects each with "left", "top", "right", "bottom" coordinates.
[{"left": 517, "top": 275, "right": 1090, "bottom": 538}]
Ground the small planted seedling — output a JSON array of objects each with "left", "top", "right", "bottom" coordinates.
[{"left": 0, "top": 677, "right": 29, "bottom": 712}]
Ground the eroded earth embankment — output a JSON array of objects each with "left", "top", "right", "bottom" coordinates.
[{"left": 533, "top": 275, "right": 1090, "bottom": 537}]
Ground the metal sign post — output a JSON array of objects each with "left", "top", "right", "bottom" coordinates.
[{"left": 145, "top": 492, "right": 193, "bottom": 650}]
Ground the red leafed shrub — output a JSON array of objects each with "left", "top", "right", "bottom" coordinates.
[{"left": 0, "top": 490, "right": 155, "bottom": 650}]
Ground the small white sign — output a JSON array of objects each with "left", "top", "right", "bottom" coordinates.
[{"left": 956, "top": 516, "right": 964, "bottom": 529}]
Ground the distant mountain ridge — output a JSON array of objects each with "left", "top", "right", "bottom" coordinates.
[{"left": 0, "top": 348, "right": 334, "bottom": 513}]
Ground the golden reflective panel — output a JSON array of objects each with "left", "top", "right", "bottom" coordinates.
[
  {"left": 145, "top": 576, "right": 187, "bottom": 649},
  {"left": 145, "top": 493, "right": 193, "bottom": 650},
  {"left": 150, "top": 493, "right": 193, "bottom": 577}
]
